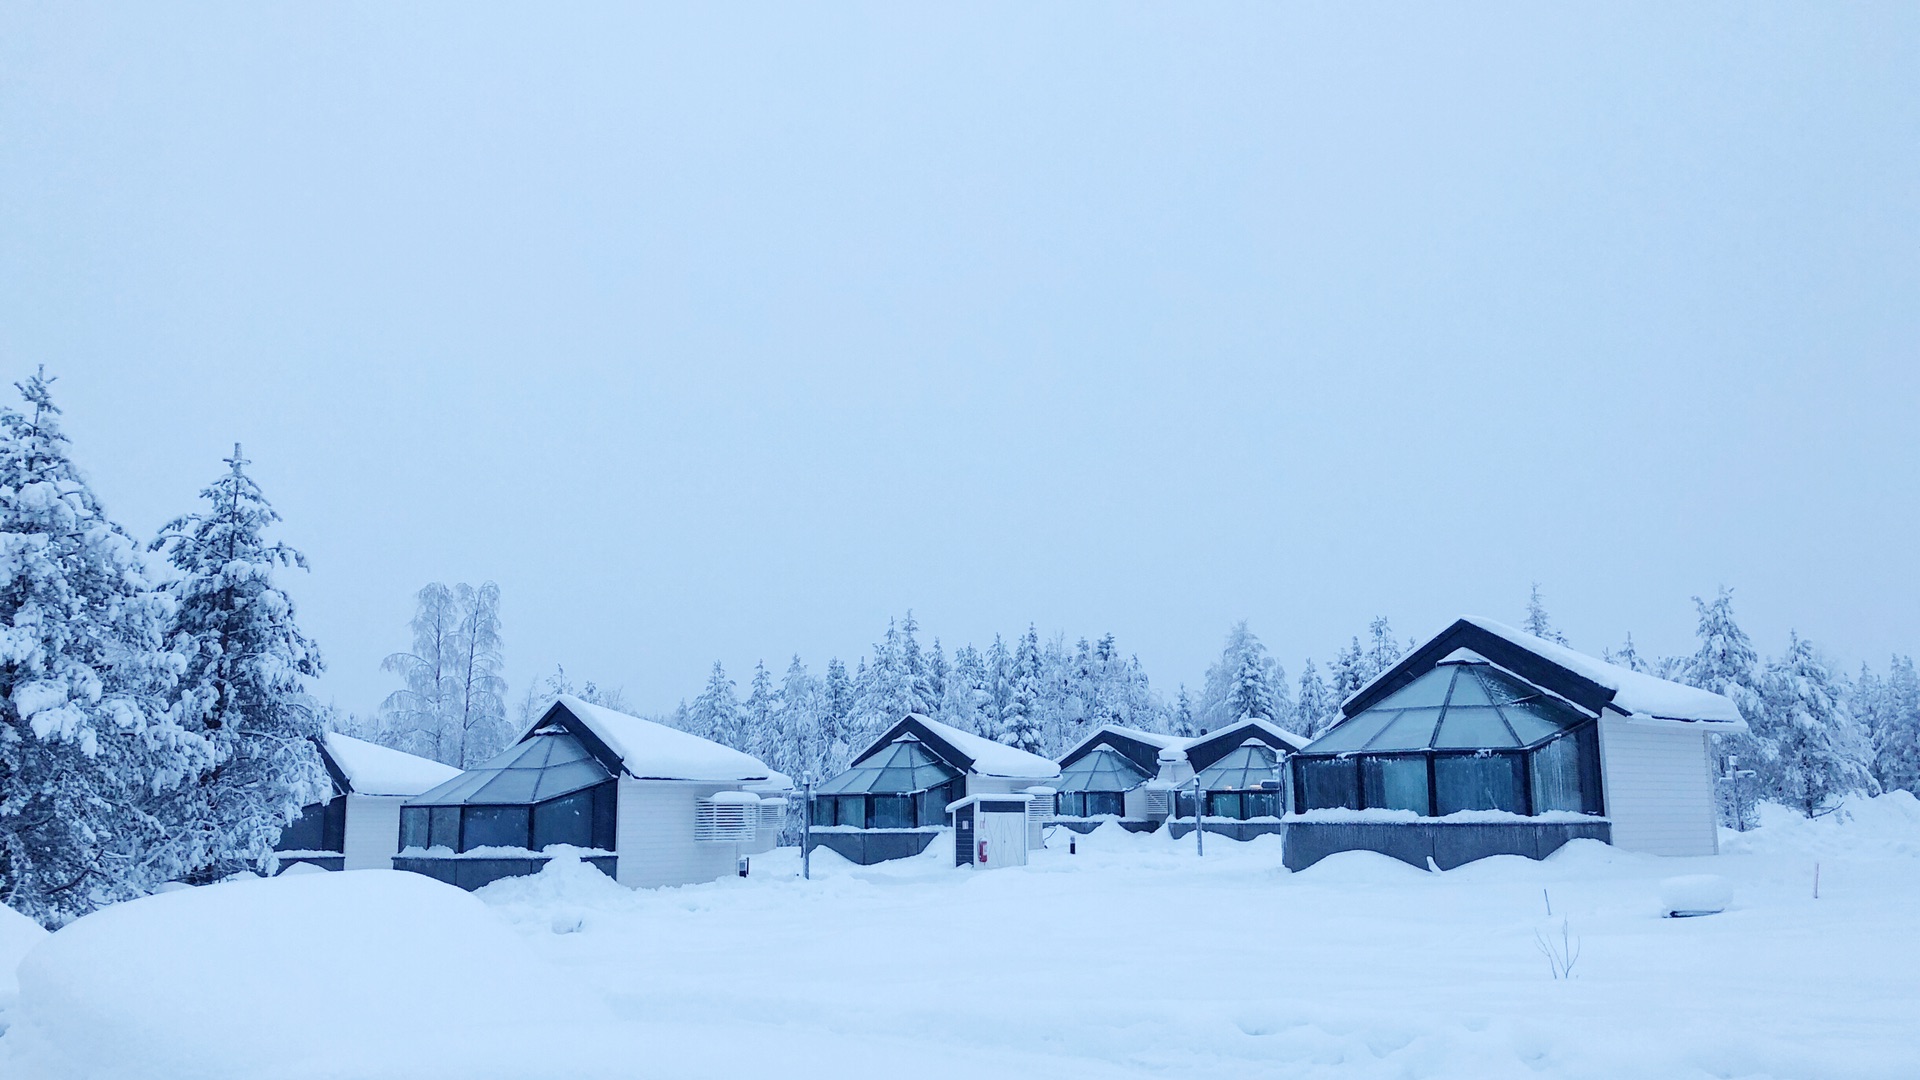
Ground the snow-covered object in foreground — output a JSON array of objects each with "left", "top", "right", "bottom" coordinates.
[
  {"left": 397, "top": 698, "right": 780, "bottom": 891},
  {"left": 1660, "top": 874, "right": 1733, "bottom": 917},
  {"left": 808, "top": 714, "right": 1060, "bottom": 866},
  {"left": 0, "top": 903, "right": 47, "bottom": 997},
  {"left": 5, "top": 870, "right": 600, "bottom": 1080},
  {"left": 1293, "top": 620, "right": 1749, "bottom": 868},
  {"left": 272, "top": 733, "right": 461, "bottom": 873}
]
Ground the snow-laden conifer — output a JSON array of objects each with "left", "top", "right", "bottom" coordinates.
[
  {"left": 1523, "top": 584, "right": 1570, "bottom": 645},
  {"left": 151, "top": 444, "right": 327, "bottom": 882},
  {"left": 998, "top": 626, "right": 1044, "bottom": 753},
  {"left": 0, "top": 371, "right": 197, "bottom": 922},
  {"left": 1867, "top": 656, "right": 1920, "bottom": 795},
  {"left": 1756, "top": 632, "right": 1876, "bottom": 816}
]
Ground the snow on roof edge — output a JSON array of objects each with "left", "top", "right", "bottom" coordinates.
[
  {"left": 557, "top": 696, "right": 775, "bottom": 782},
  {"left": 320, "top": 732, "right": 462, "bottom": 797},
  {"left": 902, "top": 714, "right": 1060, "bottom": 779}
]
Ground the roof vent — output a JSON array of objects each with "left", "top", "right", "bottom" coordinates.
[{"left": 1437, "top": 647, "right": 1489, "bottom": 666}]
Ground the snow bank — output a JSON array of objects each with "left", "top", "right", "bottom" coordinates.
[
  {"left": 6, "top": 870, "right": 604, "bottom": 1079},
  {"left": 0, "top": 905, "right": 45, "bottom": 998},
  {"left": 321, "top": 730, "right": 460, "bottom": 796},
  {"left": 1721, "top": 791, "right": 1920, "bottom": 859},
  {"left": 1660, "top": 874, "right": 1733, "bottom": 917}
]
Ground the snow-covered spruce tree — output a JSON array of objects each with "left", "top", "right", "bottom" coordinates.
[
  {"left": 1869, "top": 656, "right": 1920, "bottom": 795},
  {"left": 690, "top": 662, "right": 741, "bottom": 748},
  {"left": 1361, "top": 616, "right": 1405, "bottom": 682},
  {"left": 1523, "top": 584, "right": 1570, "bottom": 645},
  {"left": 1604, "top": 633, "right": 1650, "bottom": 674},
  {"left": 772, "top": 655, "right": 821, "bottom": 781},
  {"left": 0, "top": 372, "right": 200, "bottom": 923},
  {"left": 380, "top": 583, "right": 462, "bottom": 763},
  {"left": 1171, "top": 685, "right": 1196, "bottom": 738},
  {"left": 1294, "top": 659, "right": 1335, "bottom": 738},
  {"left": 743, "top": 660, "right": 777, "bottom": 765},
  {"left": 152, "top": 444, "right": 328, "bottom": 883},
  {"left": 1756, "top": 632, "right": 1876, "bottom": 816},
  {"left": 998, "top": 625, "right": 1044, "bottom": 753},
  {"left": 820, "top": 658, "right": 852, "bottom": 771},
  {"left": 1197, "top": 621, "right": 1286, "bottom": 732}
]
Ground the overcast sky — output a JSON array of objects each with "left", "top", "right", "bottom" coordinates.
[{"left": 2, "top": 3, "right": 1915, "bottom": 718}]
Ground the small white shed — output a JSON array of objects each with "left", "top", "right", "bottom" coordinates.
[
  {"left": 949, "top": 793, "right": 1033, "bottom": 869},
  {"left": 397, "top": 697, "right": 782, "bottom": 890},
  {"left": 275, "top": 732, "right": 461, "bottom": 873}
]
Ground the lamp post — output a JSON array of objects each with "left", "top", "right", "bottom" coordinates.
[
  {"left": 802, "top": 775, "right": 814, "bottom": 880},
  {"left": 1189, "top": 775, "right": 1204, "bottom": 857}
]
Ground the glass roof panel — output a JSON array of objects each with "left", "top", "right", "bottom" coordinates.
[
  {"left": 817, "top": 737, "right": 960, "bottom": 794},
  {"left": 1433, "top": 707, "right": 1518, "bottom": 749},
  {"left": 530, "top": 760, "right": 613, "bottom": 802},
  {"left": 1445, "top": 668, "right": 1495, "bottom": 706},
  {"left": 1196, "top": 745, "right": 1281, "bottom": 791},
  {"left": 1307, "top": 709, "right": 1400, "bottom": 753},
  {"left": 1056, "top": 748, "right": 1148, "bottom": 792},
  {"left": 1498, "top": 700, "right": 1577, "bottom": 745},
  {"left": 1371, "top": 667, "right": 1455, "bottom": 710},
  {"left": 407, "top": 731, "right": 614, "bottom": 807},
  {"left": 1365, "top": 708, "right": 1443, "bottom": 751},
  {"left": 470, "top": 767, "right": 540, "bottom": 804}
]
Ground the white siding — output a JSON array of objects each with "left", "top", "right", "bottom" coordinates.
[
  {"left": 1123, "top": 786, "right": 1151, "bottom": 820},
  {"left": 1597, "top": 710, "right": 1720, "bottom": 856},
  {"left": 964, "top": 775, "right": 1033, "bottom": 797},
  {"left": 615, "top": 779, "right": 745, "bottom": 888},
  {"left": 342, "top": 794, "right": 402, "bottom": 870}
]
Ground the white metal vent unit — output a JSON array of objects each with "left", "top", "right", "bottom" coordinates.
[
  {"left": 695, "top": 792, "right": 760, "bottom": 843},
  {"left": 757, "top": 797, "right": 787, "bottom": 834},
  {"left": 1023, "top": 787, "right": 1055, "bottom": 849},
  {"left": 1143, "top": 785, "right": 1174, "bottom": 820}
]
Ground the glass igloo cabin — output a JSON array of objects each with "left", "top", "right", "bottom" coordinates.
[{"left": 1283, "top": 617, "right": 1747, "bottom": 871}]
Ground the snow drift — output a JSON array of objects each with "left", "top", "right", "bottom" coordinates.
[{"left": 5, "top": 870, "right": 604, "bottom": 1079}]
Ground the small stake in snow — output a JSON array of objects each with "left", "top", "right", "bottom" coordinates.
[
  {"left": 801, "top": 775, "right": 814, "bottom": 881},
  {"left": 1813, "top": 862, "right": 1820, "bottom": 900},
  {"left": 1543, "top": 889, "right": 1552, "bottom": 917},
  {"left": 1069, "top": 835, "right": 1076, "bottom": 856}
]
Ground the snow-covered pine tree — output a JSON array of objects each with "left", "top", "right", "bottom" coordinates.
[
  {"left": 1172, "top": 685, "right": 1196, "bottom": 738},
  {"left": 941, "top": 644, "right": 985, "bottom": 733},
  {"left": 153, "top": 444, "right": 328, "bottom": 882},
  {"left": 1328, "top": 636, "right": 1367, "bottom": 704},
  {"left": 1295, "top": 659, "right": 1335, "bottom": 738},
  {"left": 984, "top": 634, "right": 1012, "bottom": 738},
  {"left": 899, "top": 612, "right": 934, "bottom": 717},
  {"left": 690, "top": 662, "right": 741, "bottom": 748},
  {"left": 450, "top": 581, "right": 508, "bottom": 767},
  {"left": 1870, "top": 656, "right": 1920, "bottom": 795},
  {"left": 772, "top": 655, "right": 821, "bottom": 781},
  {"left": 926, "top": 638, "right": 949, "bottom": 720},
  {"left": 821, "top": 657, "right": 853, "bottom": 772},
  {"left": 742, "top": 660, "right": 777, "bottom": 764},
  {"left": 1524, "top": 584, "right": 1570, "bottom": 645},
  {"left": 380, "top": 583, "right": 462, "bottom": 763},
  {"left": 999, "top": 625, "right": 1044, "bottom": 753},
  {"left": 1604, "top": 633, "right": 1650, "bottom": 673},
  {"left": 0, "top": 371, "right": 199, "bottom": 923},
  {"left": 1756, "top": 632, "right": 1876, "bottom": 816},
  {"left": 1197, "top": 621, "right": 1284, "bottom": 731}
]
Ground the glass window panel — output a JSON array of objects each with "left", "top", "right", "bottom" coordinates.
[
  {"left": 461, "top": 806, "right": 530, "bottom": 851},
  {"left": 837, "top": 796, "right": 868, "bottom": 829},
  {"left": 914, "top": 785, "right": 945, "bottom": 827},
  {"left": 1361, "top": 756, "right": 1430, "bottom": 814},
  {"left": 1086, "top": 792, "right": 1123, "bottom": 817},
  {"left": 811, "top": 795, "right": 836, "bottom": 827},
  {"left": 322, "top": 798, "right": 347, "bottom": 852},
  {"left": 1371, "top": 668, "right": 1456, "bottom": 710},
  {"left": 530, "top": 760, "right": 612, "bottom": 802},
  {"left": 1499, "top": 702, "right": 1571, "bottom": 746},
  {"left": 279, "top": 802, "right": 327, "bottom": 851},
  {"left": 1445, "top": 669, "right": 1495, "bottom": 706},
  {"left": 1433, "top": 707, "right": 1519, "bottom": 749},
  {"left": 1298, "top": 758, "right": 1360, "bottom": 810},
  {"left": 872, "top": 795, "right": 913, "bottom": 829},
  {"left": 429, "top": 806, "right": 460, "bottom": 849},
  {"left": 1434, "top": 754, "right": 1526, "bottom": 814},
  {"left": 532, "top": 789, "right": 595, "bottom": 850},
  {"left": 1245, "top": 793, "right": 1276, "bottom": 819},
  {"left": 1174, "top": 791, "right": 1198, "bottom": 819},
  {"left": 1307, "top": 709, "right": 1400, "bottom": 753},
  {"left": 399, "top": 807, "right": 430, "bottom": 851},
  {"left": 591, "top": 783, "right": 618, "bottom": 850},
  {"left": 1209, "top": 793, "right": 1243, "bottom": 819},
  {"left": 1529, "top": 733, "right": 1590, "bottom": 813},
  {"left": 1367, "top": 709, "right": 1442, "bottom": 751}
]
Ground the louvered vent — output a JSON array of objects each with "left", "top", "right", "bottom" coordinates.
[
  {"left": 695, "top": 797, "right": 758, "bottom": 843},
  {"left": 757, "top": 798, "right": 787, "bottom": 832},
  {"left": 1145, "top": 788, "right": 1173, "bottom": 819}
]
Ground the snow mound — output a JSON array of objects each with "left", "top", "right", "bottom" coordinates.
[
  {"left": 7, "top": 870, "right": 604, "bottom": 1079},
  {"left": 1721, "top": 791, "right": 1920, "bottom": 859},
  {"left": 476, "top": 846, "right": 638, "bottom": 930},
  {"left": 1, "top": 903, "right": 47, "bottom": 997},
  {"left": 1660, "top": 874, "right": 1732, "bottom": 917},
  {"left": 1293, "top": 849, "right": 1432, "bottom": 883}
]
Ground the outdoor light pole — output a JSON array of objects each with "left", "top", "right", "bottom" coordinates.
[
  {"left": 1190, "top": 776, "right": 1204, "bottom": 857},
  {"left": 802, "top": 775, "right": 814, "bottom": 880}
]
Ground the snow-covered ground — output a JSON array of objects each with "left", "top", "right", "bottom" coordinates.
[{"left": 4, "top": 795, "right": 1918, "bottom": 1079}]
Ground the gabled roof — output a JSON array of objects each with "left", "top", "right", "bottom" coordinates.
[
  {"left": 318, "top": 732, "right": 461, "bottom": 797},
  {"left": 1343, "top": 618, "right": 1748, "bottom": 729},
  {"left": 1057, "top": 724, "right": 1187, "bottom": 775},
  {"left": 1182, "top": 717, "right": 1309, "bottom": 773},
  {"left": 405, "top": 728, "right": 614, "bottom": 807},
  {"left": 1302, "top": 654, "right": 1589, "bottom": 755},
  {"left": 542, "top": 696, "right": 774, "bottom": 782},
  {"left": 1054, "top": 745, "right": 1152, "bottom": 794},
  {"left": 851, "top": 715, "right": 1060, "bottom": 781}
]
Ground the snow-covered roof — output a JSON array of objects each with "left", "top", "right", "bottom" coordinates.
[
  {"left": 1344, "top": 618, "right": 1747, "bottom": 730},
  {"left": 319, "top": 732, "right": 461, "bottom": 797},
  {"left": 1204, "top": 716, "right": 1310, "bottom": 752},
  {"left": 897, "top": 714, "right": 1060, "bottom": 780},
  {"left": 1057, "top": 724, "right": 1190, "bottom": 763},
  {"left": 744, "top": 769, "right": 793, "bottom": 794},
  {"left": 1459, "top": 618, "right": 1745, "bottom": 725},
  {"left": 555, "top": 696, "right": 774, "bottom": 782}
]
